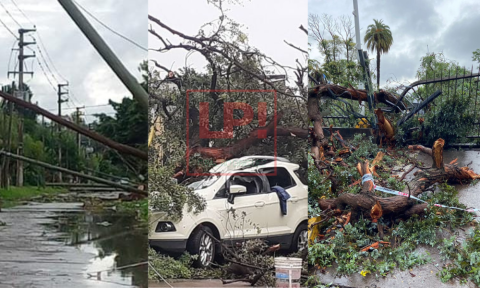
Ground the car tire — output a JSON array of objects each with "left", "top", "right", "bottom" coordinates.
[
  {"left": 290, "top": 223, "right": 308, "bottom": 252},
  {"left": 187, "top": 226, "right": 216, "bottom": 268}
]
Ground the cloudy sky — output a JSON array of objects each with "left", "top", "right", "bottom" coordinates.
[
  {"left": 0, "top": 0, "right": 147, "bottom": 123},
  {"left": 149, "top": 0, "right": 307, "bottom": 82},
  {"left": 309, "top": 0, "right": 480, "bottom": 87}
]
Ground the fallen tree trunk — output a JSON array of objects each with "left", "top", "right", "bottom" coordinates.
[
  {"left": 311, "top": 84, "right": 406, "bottom": 111},
  {"left": 191, "top": 113, "right": 280, "bottom": 160},
  {"left": 190, "top": 111, "right": 308, "bottom": 160},
  {"left": 319, "top": 139, "right": 480, "bottom": 221},
  {"left": 308, "top": 87, "right": 329, "bottom": 171},
  {"left": 191, "top": 125, "right": 308, "bottom": 160}
]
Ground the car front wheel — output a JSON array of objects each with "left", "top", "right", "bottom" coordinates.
[
  {"left": 291, "top": 223, "right": 308, "bottom": 252},
  {"left": 188, "top": 226, "right": 216, "bottom": 268}
]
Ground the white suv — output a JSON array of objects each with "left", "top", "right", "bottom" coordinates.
[{"left": 149, "top": 156, "right": 308, "bottom": 268}]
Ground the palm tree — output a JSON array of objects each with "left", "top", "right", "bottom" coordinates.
[{"left": 364, "top": 19, "right": 393, "bottom": 89}]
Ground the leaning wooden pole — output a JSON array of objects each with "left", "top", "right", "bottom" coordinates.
[
  {"left": 0, "top": 150, "right": 147, "bottom": 196},
  {"left": 0, "top": 91, "right": 147, "bottom": 160},
  {"left": 58, "top": 0, "right": 148, "bottom": 110}
]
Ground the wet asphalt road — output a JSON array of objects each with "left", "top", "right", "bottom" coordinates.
[{"left": 0, "top": 202, "right": 145, "bottom": 288}]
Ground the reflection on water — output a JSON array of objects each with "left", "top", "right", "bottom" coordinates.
[{"left": 43, "top": 211, "right": 148, "bottom": 288}]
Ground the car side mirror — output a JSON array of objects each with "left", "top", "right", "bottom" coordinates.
[
  {"left": 227, "top": 184, "right": 247, "bottom": 204},
  {"left": 230, "top": 184, "right": 247, "bottom": 194}
]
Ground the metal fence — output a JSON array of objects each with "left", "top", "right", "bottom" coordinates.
[{"left": 320, "top": 64, "right": 480, "bottom": 141}]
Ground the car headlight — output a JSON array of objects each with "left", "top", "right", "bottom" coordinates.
[{"left": 155, "top": 221, "right": 176, "bottom": 232}]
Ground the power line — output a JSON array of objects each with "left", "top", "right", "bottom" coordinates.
[
  {"left": 0, "top": 1, "right": 22, "bottom": 27},
  {"left": 9, "top": 0, "right": 68, "bottom": 83},
  {"left": 9, "top": 0, "right": 34, "bottom": 26},
  {"left": 35, "top": 56, "right": 57, "bottom": 93},
  {"left": 35, "top": 32, "right": 68, "bottom": 82},
  {"left": 0, "top": 17, "right": 18, "bottom": 39},
  {"left": 30, "top": 36, "right": 60, "bottom": 84},
  {"left": 72, "top": 0, "right": 147, "bottom": 52},
  {"left": 67, "top": 90, "right": 80, "bottom": 108},
  {"left": 27, "top": 39, "right": 80, "bottom": 108},
  {"left": 49, "top": 103, "right": 112, "bottom": 111},
  {"left": 7, "top": 39, "right": 18, "bottom": 75},
  {"left": 8, "top": 0, "right": 71, "bottom": 102}
]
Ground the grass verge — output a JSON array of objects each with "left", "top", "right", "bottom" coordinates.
[
  {"left": 117, "top": 198, "right": 148, "bottom": 223},
  {"left": 0, "top": 186, "right": 67, "bottom": 208}
]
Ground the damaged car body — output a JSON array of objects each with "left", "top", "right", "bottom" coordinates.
[{"left": 149, "top": 156, "right": 308, "bottom": 268}]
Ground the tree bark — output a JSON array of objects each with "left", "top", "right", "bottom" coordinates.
[
  {"left": 377, "top": 49, "right": 380, "bottom": 89},
  {"left": 308, "top": 87, "right": 330, "bottom": 170},
  {"left": 319, "top": 139, "right": 480, "bottom": 221},
  {"left": 191, "top": 113, "right": 293, "bottom": 160},
  {"left": 311, "top": 84, "right": 405, "bottom": 111}
]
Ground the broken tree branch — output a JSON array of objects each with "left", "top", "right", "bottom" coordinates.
[{"left": 319, "top": 139, "right": 480, "bottom": 221}]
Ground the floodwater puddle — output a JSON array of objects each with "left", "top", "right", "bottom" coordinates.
[{"left": 42, "top": 211, "right": 148, "bottom": 288}]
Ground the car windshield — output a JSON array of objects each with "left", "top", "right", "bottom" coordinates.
[
  {"left": 187, "top": 180, "right": 203, "bottom": 190},
  {"left": 195, "top": 175, "right": 220, "bottom": 190},
  {"left": 210, "top": 158, "right": 255, "bottom": 173}
]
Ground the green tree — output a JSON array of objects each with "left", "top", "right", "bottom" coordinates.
[
  {"left": 473, "top": 48, "right": 480, "bottom": 69},
  {"left": 364, "top": 19, "right": 393, "bottom": 89}
]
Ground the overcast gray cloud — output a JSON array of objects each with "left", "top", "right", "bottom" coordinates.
[
  {"left": 308, "top": 0, "right": 480, "bottom": 87},
  {"left": 149, "top": 0, "right": 307, "bottom": 81},
  {"left": 0, "top": 0, "right": 147, "bottom": 123}
]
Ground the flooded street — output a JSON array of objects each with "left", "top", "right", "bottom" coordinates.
[{"left": 0, "top": 202, "right": 147, "bottom": 288}]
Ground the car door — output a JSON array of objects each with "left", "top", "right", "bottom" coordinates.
[
  {"left": 260, "top": 167, "right": 301, "bottom": 238},
  {"left": 214, "top": 173, "right": 270, "bottom": 242}
]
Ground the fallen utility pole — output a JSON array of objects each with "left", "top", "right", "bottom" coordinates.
[
  {"left": 0, "top": 91, "right": 147, "bottom": 160},
  {"left": 58, "top": 0, "right": 148, "bottom": 110},
  {"left": 0, "top": 150, "right": 147, "bottom": 196},
  {"left": 70, "top": 187, "right": 119, "bottom": 192},
  {"left": 46, "top": 182, "right": 108, "bottom": 187}
]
